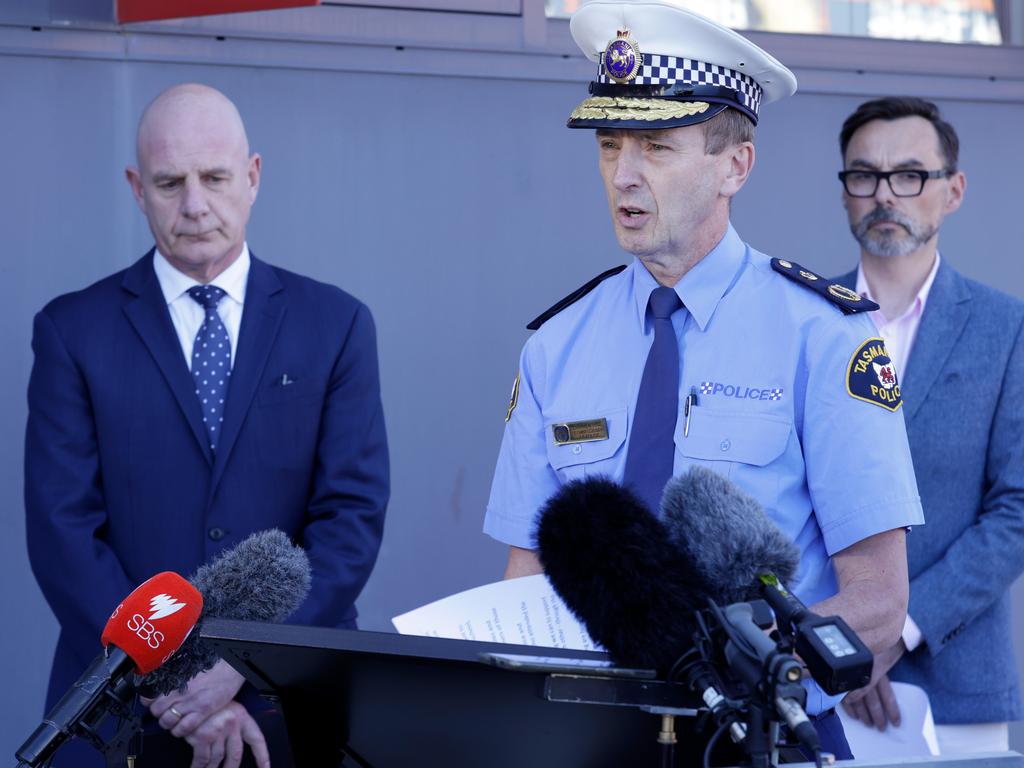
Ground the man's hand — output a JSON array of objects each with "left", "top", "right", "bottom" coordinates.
[
  {"left": 504, "top": 546, "right": 543, "bottom": 580},
  {"left": 843, "top": 674, "right": 900, "bottom": 730},
  {"left": 147, "top": 659, "right": 247, "bottom": 738},
  {"left": 184, "top": 701, "right": 271, "bottom": 768},
  {"left": 842, "top": 639, "right": 906, "bottom": 730}
]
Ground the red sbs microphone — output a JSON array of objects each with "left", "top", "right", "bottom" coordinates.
[
  {"left": 102, "top": 571, "right": 203, "bottom": 674},
  {"left": 16, "top": 573, "right": 202, "bottom": 767}
]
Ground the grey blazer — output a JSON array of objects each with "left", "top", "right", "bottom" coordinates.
[{"left": 836, "top": 261, "right": 1024, "bottom": 724}]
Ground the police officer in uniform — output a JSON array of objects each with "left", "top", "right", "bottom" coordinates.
[{"left": 483, "top": 0, "right": 924, "bottom": 759}]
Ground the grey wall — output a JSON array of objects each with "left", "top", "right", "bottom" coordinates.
[{"left": 2, "top": 2, "right": 1024, "bottom": 758}]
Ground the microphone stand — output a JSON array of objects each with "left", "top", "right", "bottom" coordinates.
[
  {"left": 61, "top": 675, "right": 142, "bottom": 768},
  {"left": 720, "top": 641, "right": 781, "bottom": 768},
  {"left": 684, "top": 600, "right": 819, "bottom": 768},
  {"left": 98, "top": 678, "right": 143, "bottom": 768},
  {"left": 14, "top": 664, "right": 142, "bottom": 768}
]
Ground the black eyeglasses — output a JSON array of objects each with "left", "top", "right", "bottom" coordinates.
[{"left": 838, "top": 169, "right": 952, "bottom": 198}]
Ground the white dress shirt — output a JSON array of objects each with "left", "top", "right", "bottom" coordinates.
[{"left": 152, "top": 245, "right": 250, "bottom": 371}]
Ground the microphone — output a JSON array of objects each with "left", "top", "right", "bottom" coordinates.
[
  {"left": 535, "top": 474, "right": 820, "bottom": 759},
  {"left": 535, "top": 477, "right": 711, "bottom": 672},
  {"left": 139, "top": 528, "right": 312, "bottom": 696},
  {"left": 16, "top": 572, "right": 202, "bottom": 767},
  {"left": 535, "top": 474, "right": 824, "bottom": 758},
  {"left": 660, "top": 465, "right": 799, "bottom": 605},
  {"left": 719, "top": 601, "right": 820, "bottom": 756},
  {"left": 17, "top": 530, "right": 309, "bottom": 766},
  {"left": 661, "top": 467, "right": 873, "bottom": 695}
]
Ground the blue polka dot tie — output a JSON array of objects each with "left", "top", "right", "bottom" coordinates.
[
  {"left": 187, "top": 285, "right": 232, "bottom": 452},
  {"left": 623, "top": 286, "right": 683, "bottom": 515}
]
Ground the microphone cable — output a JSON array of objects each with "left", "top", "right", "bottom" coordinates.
[{"left": 702, "top": 718, "right": 731, "bottom": 768}]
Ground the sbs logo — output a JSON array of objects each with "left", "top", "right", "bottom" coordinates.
[{"left": 127, "top": 613, "right": 165, "bottom": 650}]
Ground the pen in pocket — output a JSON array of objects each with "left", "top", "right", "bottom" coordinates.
[{"left": 683, "top": 385, "right": 698, "bottom": 437}]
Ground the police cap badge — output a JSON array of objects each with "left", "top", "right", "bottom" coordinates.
[{"left": 567, "top": 0, "right": 797, "bottom": 130}]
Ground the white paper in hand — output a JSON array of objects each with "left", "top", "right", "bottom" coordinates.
[
  {"left": 392, "top": 574, "right": 598, "bottom": 651},
  {"left": 838, "top": 682, "right": 941, "bottom": 759}
]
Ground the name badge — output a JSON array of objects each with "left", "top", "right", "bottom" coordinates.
[{"left": 552, "top": 418, "right": 609, "bottom": 445}]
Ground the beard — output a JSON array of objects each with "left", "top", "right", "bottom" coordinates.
[{"left": 851, "top": 206, "right": 938, "bottom": 258}]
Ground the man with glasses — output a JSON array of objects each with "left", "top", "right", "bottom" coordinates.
[{"left": 834, "top": 96, "right": 1024, "bottom": 753}]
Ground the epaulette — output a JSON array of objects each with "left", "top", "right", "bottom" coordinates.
[
  {"left": 526, "top": 265, "right": 628, "bottom": 330},
  {"left": 770, "top": 259, "right": 878, "bottom": 315}
]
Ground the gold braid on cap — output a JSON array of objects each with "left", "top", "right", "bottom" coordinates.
[{"left": 570, "top": 97, "right": 710, "bottom": 122}]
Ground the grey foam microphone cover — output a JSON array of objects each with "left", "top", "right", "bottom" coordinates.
[
  {"left": 139, "top": 529, "right": 311, "bottom": 696},
  {"left": 661, "top": 466, "right": 799, "bottom": 604}
]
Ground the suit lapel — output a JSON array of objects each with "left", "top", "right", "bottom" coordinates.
[
  {"left": 209, "top": 254, "right": 286, "bottom": 495},
  {"left": 122, "top": 250, "right": 213, "bottom": 465},
  {"left": 900, "top": 262, "right": 971, "bottom": 423}
]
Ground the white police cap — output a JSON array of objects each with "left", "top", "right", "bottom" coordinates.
[{"left": 567, "top": 0, "right": 797, "bottom": 129}]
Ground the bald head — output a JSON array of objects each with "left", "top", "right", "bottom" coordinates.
[
  {"left": 127, "top": 83, "right": 261, "bottom": 283},
  {"left": 136, "top": 83, "right": 250, "bottom": 170}
]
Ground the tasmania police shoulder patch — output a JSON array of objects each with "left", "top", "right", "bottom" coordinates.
[
  {"left": 770, "top": 259, "right": 878, "bottom": 315},
  {"left": 846, "top": 338, "right": 902, "bottom": 412}
]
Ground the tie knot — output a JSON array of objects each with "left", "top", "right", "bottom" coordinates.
[
  {"left": 649, "top": 286, "right": 682, "bottom": 320},
  {"left": 188, "top": 285, "right": 227, "bottom": 310}
]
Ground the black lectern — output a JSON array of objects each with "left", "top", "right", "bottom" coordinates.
[{"left": 201, "top": 618, "right": 699, "bottom": 767}]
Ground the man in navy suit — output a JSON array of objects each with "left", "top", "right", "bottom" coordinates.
[
  {"left": 834, "top": 96, "right": 1024, "bottom": 753},
  {"left": 25, "top": 83, "right": 389, "bottom": 767}
]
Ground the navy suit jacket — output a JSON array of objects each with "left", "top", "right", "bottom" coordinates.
[
  {"left": 837, "top": 261, "right": 1024, "bottom": 723},
  {"left": 26, "top": 250, "right": 389, "bottom": 711}
]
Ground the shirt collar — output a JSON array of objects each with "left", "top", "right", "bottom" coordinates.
[
  {"left": 855, "top": 252, "right": 941, "bottom": 325},
  {"left": 631, "top": 224, "right": 746, "bottom": 332},
  {"left": 153, "top": 243, "right": 251, "bottom": 306}
]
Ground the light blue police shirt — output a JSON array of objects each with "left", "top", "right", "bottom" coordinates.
[{"left": 485, "top": 225, "right": 923, "bottom": 709}]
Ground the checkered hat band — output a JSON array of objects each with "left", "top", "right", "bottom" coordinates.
[{"left": 599, "top": 53, "right": 763, "bottom": 115}]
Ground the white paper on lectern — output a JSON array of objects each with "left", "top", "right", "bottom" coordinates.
[
  {"left": 391, "top": 574, "right": 599, "bottom": 651},
  {"left": 837, "top": 682, "right": 941, "bottom": 759}
]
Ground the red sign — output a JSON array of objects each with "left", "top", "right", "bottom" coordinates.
[{"left": 117, "top": 0, "right": 320, "bottom": 24}]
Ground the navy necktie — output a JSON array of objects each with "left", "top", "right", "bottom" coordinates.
[
  {"left": 623, "top": 286, "right": 683, "bottom": 515},
  {"left": 187, "top": 285, "right": 232, "bottom": 452}
]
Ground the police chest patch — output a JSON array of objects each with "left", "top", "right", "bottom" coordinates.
[
  {"left": 846, "top": 338, "right": 902, "bottom": 412},
  {"left": 699, "top": 381, "right": 783, "bottom": 402}
]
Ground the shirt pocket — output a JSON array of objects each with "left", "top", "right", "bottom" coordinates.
[
  {"left": 544, "top": 407, "right": 627, "bottom": 484},
  {"left": 677, "top": 409, "right": 792, "bottom": 510}
]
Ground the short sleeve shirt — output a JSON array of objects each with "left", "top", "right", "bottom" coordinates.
[{"left": 484, "top": 225, "right": 923, "bottom": 607}]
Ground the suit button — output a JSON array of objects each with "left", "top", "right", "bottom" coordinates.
[{"left": 208, "top": 527, "right": 226, "bottom": 541}]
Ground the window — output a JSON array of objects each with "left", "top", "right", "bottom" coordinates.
[{"left": 545, "top": 0, "right": 1003, "bottom": 45}]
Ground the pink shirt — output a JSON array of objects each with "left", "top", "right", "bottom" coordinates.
[{"left": 855, "top": 254, "right": 941, "bottom": 379}]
